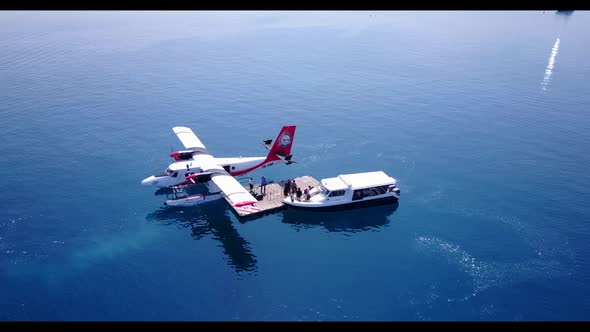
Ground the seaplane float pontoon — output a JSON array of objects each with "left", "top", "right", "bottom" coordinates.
[
  {"left": 163, "top": 186, "right": 224, "bottom": 207},
  {"left": 283, "top": 171, "right": 400, "bottom": 210}
]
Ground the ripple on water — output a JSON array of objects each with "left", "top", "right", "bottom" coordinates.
[{"left": 415, "top": 235, "right": 569, "bottom": 302}]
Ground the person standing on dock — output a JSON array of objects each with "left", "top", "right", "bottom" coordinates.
[
  {"left": 249, "top": 177, "right": 254, "bottom": 192},
  {"left": 284, "top": 179, "right": 291, "bottom": 197},
  {"left": 261, "top": 176, "right": 267, "bottom": 195}
]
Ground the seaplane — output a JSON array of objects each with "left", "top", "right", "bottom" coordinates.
[{"left": 141, "top": 125, "right": 296, "bottom": 209}]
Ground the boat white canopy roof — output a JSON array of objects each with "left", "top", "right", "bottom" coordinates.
[
  {"left": 321, "top": 177, "right": 348, "bottom": 191},
  {"left": 322, "top": 171, "right": 397, "bottom": 191}
]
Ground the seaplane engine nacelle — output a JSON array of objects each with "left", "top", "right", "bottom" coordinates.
[
  {"left": 186, "top": 172, "right": 213, "bottom": 184},
  {"left": 170, "top": 150, "right": 196, "bottom": 161}
]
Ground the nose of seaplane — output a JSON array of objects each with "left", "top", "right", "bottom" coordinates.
[{"left": 141, "top": 175, "right": 158, "bottom": 186}]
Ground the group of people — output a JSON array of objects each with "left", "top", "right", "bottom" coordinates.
[
  {"left": 284, "top": 179, "right": 312, "bottom": 202},
  {"left": 247, "top": 176, "right": 313, "bottom": 202}
]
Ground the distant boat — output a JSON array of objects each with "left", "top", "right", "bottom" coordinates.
[{"left": 556, "top": 10, "right": 575, "bottom": 15}]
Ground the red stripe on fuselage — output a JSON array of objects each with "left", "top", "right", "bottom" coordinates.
[
  {"left": 161, "top": 159, "right": 275, "bottom": 186},
  {"left": 229, "top": 160, "right": 274, "bottom": 177}
]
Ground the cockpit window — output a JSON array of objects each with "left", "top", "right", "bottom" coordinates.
[
  {"left": 165, "top": 168, "right": 173, "bottom": 175},
  {"left": 317, "top": 184, "right": 330, "bottom": 197}
]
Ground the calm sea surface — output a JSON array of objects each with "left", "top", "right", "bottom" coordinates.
[{"left": 0, "top": 11, "right": 589, "bottom": 320}]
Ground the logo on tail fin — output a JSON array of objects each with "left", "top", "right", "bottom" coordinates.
[{"left": 279, "top": 132, "right": 292, "bottom": 147}]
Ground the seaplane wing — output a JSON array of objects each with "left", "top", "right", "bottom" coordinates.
[
  {"left": 173, "top": 126, "right": 206, "bottom": 150},
  {"left": 192, "top": 151, "right": 258, "bottom": 207},
  {"left": 209, "top": 173, "right": 258, "bottom": 207}
]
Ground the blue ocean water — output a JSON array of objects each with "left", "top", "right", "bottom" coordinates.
[{"left": 1, "top": 11, "right": 589, "bottom": 321}]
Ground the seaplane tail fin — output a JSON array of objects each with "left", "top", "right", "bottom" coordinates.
[{"left": 265, "top": 125, "right": 296, "bottom": 163}]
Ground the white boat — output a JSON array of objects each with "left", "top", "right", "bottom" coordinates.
[
  {"left": 163, "top": 186, "right": 222, "bottom": 207},
  {"left": 283, "top": 171, "right": 400, "bottom": 210}
]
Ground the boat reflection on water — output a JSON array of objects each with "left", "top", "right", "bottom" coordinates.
[
  {"left": 146, "top": 199, "right": 258, "bottom": 274},
  {"left": 280, "top": 202, "right": 399, "bottom": 233}
]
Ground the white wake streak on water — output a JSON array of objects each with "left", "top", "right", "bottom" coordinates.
[
  {"left": 541, "top": 37, "right": 560, "bottom": 91},
  {"left": 415, "top": 235, "right": 568, "bottom": 303}
]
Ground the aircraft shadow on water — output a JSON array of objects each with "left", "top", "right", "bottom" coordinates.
[
  {"left": 153, "top": 184, "right": 206, "bottom": 197},
  {"left": 280, "top": 202, "right": 399, "bottom": 233},
  {"left": 147, "top": 186, "right": 398, "bottom": 270},
  {"left": 153, "top": 187, "right": 174, "bottom": 196},
  {"left": 145, "top": 199, "right": 258, "bottom": 274}
]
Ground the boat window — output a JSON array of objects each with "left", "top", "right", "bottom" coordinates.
[
  {"left": 358, "top": 186, "right": 389, "bottom": 197},
  {"left": 316, "top": 184, "right": 330, "bottom": 197},
  {"left": 329, "top": 190, "right": 345, "bottom": 197},
  {"left": 374, "top": 185, "right": 388, "bottom": 195},
  {"left": 352, "top": 190, "right": 364, "bottom": 201},
  {"left": 172, "top": 172, "right": 178, "bottom": 178},
  {"left": 165, "top": 168, "right": 173, "bottom": 175}
]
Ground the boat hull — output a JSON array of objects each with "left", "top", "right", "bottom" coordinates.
[{"left": 284, "top": 195, "right": 398, "bottom": 211}]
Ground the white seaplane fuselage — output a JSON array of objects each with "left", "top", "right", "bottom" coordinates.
[
  {"left": 141, "top": 156, "right": 278, "bottom": 189},
  {"left": 142, "top": 124, "right": 296, "bottom": 209}
]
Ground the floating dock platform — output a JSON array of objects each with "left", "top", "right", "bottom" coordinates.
[{"left": 225, "top": 175, "right": 319, "bottom": 219}]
